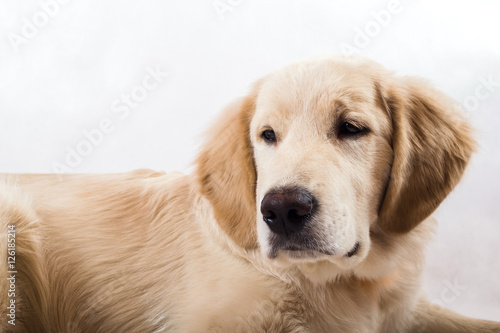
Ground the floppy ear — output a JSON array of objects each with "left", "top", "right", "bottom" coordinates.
[
  {"left": 195, "top": 89, "right": 259, "bottom": 249},
  {"left": 377, "top": 77, "right": 476, "bottom": 233}
]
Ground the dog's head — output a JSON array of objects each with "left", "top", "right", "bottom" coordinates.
[{"left": 196, "top": 56, "right": 475, "bottom": 280}]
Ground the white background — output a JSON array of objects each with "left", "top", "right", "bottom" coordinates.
[{"left": 0, "top": 0, "right": 499, "bottom": 322}]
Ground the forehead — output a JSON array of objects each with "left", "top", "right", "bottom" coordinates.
[{"left": 253, "top": 59, "right": 388, "bottom": 131}]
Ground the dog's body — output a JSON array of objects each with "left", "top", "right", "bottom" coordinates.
[{"left": 1, "top": 57, "right": 499, "bottom": 332}]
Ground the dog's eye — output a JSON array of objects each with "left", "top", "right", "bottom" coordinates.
[
  {"left": 261, "top": 129, "right": 276, "bottom": 143},
  {"left": 339, "top": 121, "right": 365, "bottom": 136}
]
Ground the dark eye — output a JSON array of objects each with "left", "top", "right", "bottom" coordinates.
[
  {"left": 339, "top": 121, "right": 364, "bottom": 136},
  {"left": 261, "top": 129, "right": 276, "bottom": 143}
]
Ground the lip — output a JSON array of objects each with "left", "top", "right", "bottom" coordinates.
[
  {"left": 269, "top": 245, "right": 336, "bottom": 260},
  {"left": 283, "top": 245, "right": 334, "bottom": 256},
  {"left": 270, "top": 242, "right": 359, "bottom": 260}
]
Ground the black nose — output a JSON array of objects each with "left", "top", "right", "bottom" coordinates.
[{"left": 260, "top": 187, "right": 315, "bottom": 235}]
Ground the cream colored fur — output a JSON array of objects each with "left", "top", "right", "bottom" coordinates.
[{"left": 1, "top": 56, "right": 499, "bottom": 332}]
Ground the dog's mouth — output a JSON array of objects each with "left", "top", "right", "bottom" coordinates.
[
  {"left": 346, "top": 242, "right": 360, "bottom": 257},
  {"left": 269, "top": 244, "right": 330, "bottom": 259},
  {"left": 269, "top": 248, "right": 329, "bottom": 261},
  {"left": 282, "top": 245, "right": 333, "bottom": 257},
  {"left": 269, "top": 242, "right": 360, "bottom": 260}
]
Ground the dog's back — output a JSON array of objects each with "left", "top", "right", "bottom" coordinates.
[
  {"left": 0, "top": 171, "right": 199, "bottom": 332},
  {"left": 1, "top": 182, "right": 49, "bottom": 332}
]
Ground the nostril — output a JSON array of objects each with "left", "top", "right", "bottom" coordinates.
[
  {"left": 287, "top": 209, "right": 309, "bottom": 225},
  {"left": 263, "top": 211, "right": 276, "bottom": 223},
  {"left": 291, "top": 201, "right": 314, "bottom": 217}
]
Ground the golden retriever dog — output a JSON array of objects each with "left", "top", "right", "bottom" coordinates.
[{"left": 1, "top": 56, "right": 499, "bottom": 332}]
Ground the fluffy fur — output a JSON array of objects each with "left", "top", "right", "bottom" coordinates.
[{"left": 1, "top": 56, "right": 499, "bottom": 332}]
